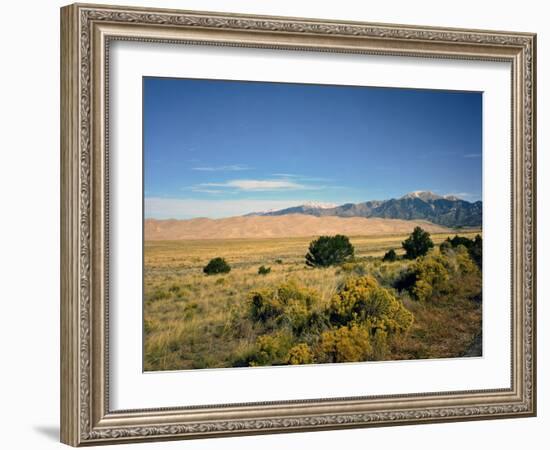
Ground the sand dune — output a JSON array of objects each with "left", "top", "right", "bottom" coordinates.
[{"left": 144, "top": 214, "right": 450, "bottom": 240}]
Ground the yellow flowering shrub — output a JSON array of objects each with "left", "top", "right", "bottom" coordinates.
[
  {"left": 455, "top": 245, "right": 480, "bottom": 276},
  {"left": 452, "top": 246, "right": 482, "bottom": 299},
  {"left": 247, "top": 332, "right": 294, "bottom": 366},
  {"left": 316, "top": 325, "right": 373, "bottom": 363},
  {"left": 411, "top": 254, "right": 450, "bottom": 302},
  {"left": 408, "top": 248, "right": 480, "bottom": 302},
  {"left": 248, "top": 281, "right": 322, "bottom": 335},
  {"left": 286, "top": 343, "right": 314, "bottom": 365},
  {"left": 328, "top": 276, "right": 413, "bottom": 333},
  {"left": 248, "top": 335, "right": 280, "bottom": 366}
]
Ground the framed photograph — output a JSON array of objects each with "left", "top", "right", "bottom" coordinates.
[{"left": 60, "top": 3, "right": 536, "bottom": 446}]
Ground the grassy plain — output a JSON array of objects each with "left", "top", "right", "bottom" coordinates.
[{"left": 144, "top": 231, "right": 482, "bottom": 371}]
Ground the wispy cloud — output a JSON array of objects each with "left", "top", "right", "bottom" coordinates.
[
  {"left": 463, "top": 153, "right": 482, "bottom": 159},
  {"left": 189, "top": 188, "right": 227, "bottom": 194},
  {"left": 271, "top": 173, "right": 332, "bottom": 182},
  {"left": 271, "top": 173, "right": 300, "bottom": 178},
  {"left": 192, "top": 164, "right": 251, "bottom": 172},
  {"left": 199, "top": 179, "right": 322, "bottom": 192}
]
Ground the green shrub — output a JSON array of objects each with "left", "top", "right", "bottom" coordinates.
[
  {"left": 449, "top": 235, "right": 474, "bottom": 248},
  {"left": 203, "top": 257, "right": 231, "bottom": 275},
  {"left": 328, "top": 276, "right": 414, "bottom": 334},
  {"left": 439, "top": 240, "right": 452, "bottom": 253},
  {"left": 442, "top": 234, "right": 483, "bottom": 269},
  {"left": 249, "top": 290, "right": 283, "bottom": 323},
  {"left": 382, "top": 249, "right": 397, "bottom": 262},
  {"left": 402, "top": 226, "right": 434, "bottom": 259},
  {"left": 305, "top": 235, "right": 354, "bottom": 267},
  {"left": 393, "top": 266, "right": 421, "bottom": 296},
  {"left": 469, "top": 234, "right": 482, "bottom": 269},
  {"left": 258, "top": 265, "right": 271, "bottom": 275}
]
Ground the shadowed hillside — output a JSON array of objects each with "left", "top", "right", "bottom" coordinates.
[{"left": 249, "top": 191, "right": 482, "bottom": 228}]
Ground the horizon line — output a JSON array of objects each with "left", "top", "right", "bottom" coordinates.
[{"left": 144, "top": 191, "right": 482, "bottom": 220}]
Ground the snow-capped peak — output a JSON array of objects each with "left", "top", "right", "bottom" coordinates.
[
  {"left": 301, "top": 201, "right": 338, "bottom": 209},
  {"left": 401, "top": 191, "right": 464, "bottom": 201},
  {"left": 401, "top": 191, "right": 442, "bottom": 201},
  {"left": 443, "top": 194, "right": 462, "bottom": 201}
]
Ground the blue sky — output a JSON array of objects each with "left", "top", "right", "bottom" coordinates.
[{"left": 144, "top": 77, "right": 482, "bottom": 219}]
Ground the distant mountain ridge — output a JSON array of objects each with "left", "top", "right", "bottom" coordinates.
[{"left": 247, "top": 191, "right": 482, "bottom": 228}]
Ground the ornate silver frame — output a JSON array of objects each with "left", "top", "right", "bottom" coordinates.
[{"left": 60, "top": 3, "right": 536, "bottom": 446}]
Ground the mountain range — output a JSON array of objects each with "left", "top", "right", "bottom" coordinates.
[{"left": 247, "top": 191, "right": 482, "bottom": 228}]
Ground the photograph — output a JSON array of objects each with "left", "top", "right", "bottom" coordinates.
[{"left": 143, "top": 77, "right": 483, "bottom": 371}]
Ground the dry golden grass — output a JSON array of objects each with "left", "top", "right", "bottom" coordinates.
[{"left": 144, "top": 231, "right": 482, "bottom": 371}]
